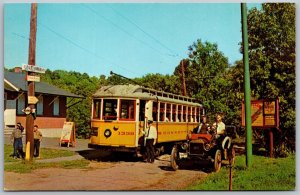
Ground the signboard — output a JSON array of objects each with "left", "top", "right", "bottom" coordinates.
[
  {"left": 242, "top": 99, "right": 279, "bottom": 128},
  {"left": 28, "top": 96, "right": 39, "bottom": 104},
  {"left": 60, "top": 122, "right": 76, "bottom": 147},
  {"left": 27, "top": 75, "right": 40, "bottom": 82},
  {"left": 22, "top": 64, "right": 46, "bottom": 73}
]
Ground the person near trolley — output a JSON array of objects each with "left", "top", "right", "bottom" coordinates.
[
  {"left": 10, "top": 122, "right": 25, "bottom": 159},
  {"left": 144, "top": 119, "right": 157, "bottom": 163},
  {"left": 33, "top": 125, "right": 43, "bottom": 158},
  {"left": 193, "top": 115, "right": 210, "bottom": 134},
  {"left": 212, "top": 113, "right": 231, "bottom": 158},
  {"left": 212, "top": 113, "right": 226, "bottom": 137}
]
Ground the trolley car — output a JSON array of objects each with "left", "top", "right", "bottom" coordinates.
[{"left": 88, "top": 84, "right": 204, "bottom": 156}]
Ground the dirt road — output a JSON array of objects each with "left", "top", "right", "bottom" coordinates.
[{"left": 4, "top": 150, "right": 208, "bottom": 191}]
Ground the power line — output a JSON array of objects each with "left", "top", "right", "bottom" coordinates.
[
  {"left": 81, "top": 4, "right": 175, "bottom": 58},
  {"left": 38, "top": 22, "right": 140, "bottom": 76},
  {"left": 12, "top": 32, "right": 30, "bottom": 40},
  {"left": 106, "top": 4, "right": 180, "bottom": 58}
]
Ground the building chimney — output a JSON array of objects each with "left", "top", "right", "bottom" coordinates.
[{"left": 14, "top": 67, "right": 22, "bottom": 73}]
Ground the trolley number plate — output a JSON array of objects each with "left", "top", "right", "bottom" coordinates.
[{"left": 118, "top": 131, "right": 134, "bottom": 136}]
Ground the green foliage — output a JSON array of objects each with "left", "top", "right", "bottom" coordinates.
[
  {"left": 134, "top": 73, "right": 181, "bottom": 94},
  {"left": 173, "top": 39, "right": 234, "bottom": 124},
  {"left": 186, "top": 154, "right": 295, "bottom": 190},
  {"left": 41, "top": 70, "right": 104, "bottom": 138},
  {"left": 246, "top": 3, "right": 295, "bottom": 136}
]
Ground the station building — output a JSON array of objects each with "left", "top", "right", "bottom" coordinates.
[{"left": 4, "top": 69, "right": 83, "bottom": 137}]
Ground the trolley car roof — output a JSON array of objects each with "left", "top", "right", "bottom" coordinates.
[{"left": 93, "top": 84, "right": 202, "bottom": 107}]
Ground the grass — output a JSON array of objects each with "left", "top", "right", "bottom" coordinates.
[
  {"left": 4, "top": 144, "right": 75, "bottom": 163},
  {"left": 186, "top": 154, "right": 296, "bottom": 191},
  {"left": 4, "top": 144, "right": 90, "bottom": 173}
]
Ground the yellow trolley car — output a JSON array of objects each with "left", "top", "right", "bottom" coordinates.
[{"left": 88, "top": 84, "right": 204, "bottom": 155}]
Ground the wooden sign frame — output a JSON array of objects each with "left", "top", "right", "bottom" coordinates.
[
  {"left": 242, "top": 99, "right": 279, "bottom": 128},
  {"left": 60, "top": 122, "right": 76, "bottom": 147}
]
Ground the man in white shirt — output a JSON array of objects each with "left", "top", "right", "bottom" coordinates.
[
  {"left": 145, "top": 120, "right": 157, "bottom": 163},
  {"left": 213, "top": 114, "right": 226, "bottom": 136}
]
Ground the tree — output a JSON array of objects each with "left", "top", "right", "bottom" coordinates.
[
  {"left": 174, "top": 39, "right": 231, "bottom": 123},
  {"left": 246, "top": 3, "right": 295, "bottom": 135}
]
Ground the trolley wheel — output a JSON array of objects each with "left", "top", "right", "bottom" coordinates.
[
  {"left": 214, "top": 149, "right": 222, "bottom": 172},
  {"left": 170, "top": 146, "right": 179, "bottom": 171}
]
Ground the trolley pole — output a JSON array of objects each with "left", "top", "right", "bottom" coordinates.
[
  {"left": 180, "top": 60, "right": 187, "bottom": 96},
  {"left": 26, "top": 3, "right": 38, "bottom": 160},
  {"left": 241, "top": 3, "right": 253, "bottom": 167}
]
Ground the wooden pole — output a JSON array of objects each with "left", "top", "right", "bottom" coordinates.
[
  {"left": 181, "top": 60, "right": 187, "bottom": 96},
  {"left": 26, "top": 3, "right": 37, "bottom": 160},
  {"left": 269, "top": 129, "right": 274, "bottom": 158},
  {"left": 229, "top": 165, "right": 233, "bottom": 191}
]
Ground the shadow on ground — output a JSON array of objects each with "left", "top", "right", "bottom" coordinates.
[
  {"left": 77, "top": 149, "right": 142, "bottom": 162},
  {"left": 159, "top": 160, "right": 214, "bottom": 173}
]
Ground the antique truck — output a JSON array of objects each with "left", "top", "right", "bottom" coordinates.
[{"left": 170, "top": 126, "right": 236, "bottom": 172}]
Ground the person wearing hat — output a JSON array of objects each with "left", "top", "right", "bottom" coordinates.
[
  {"left": 33, "top": 125, "right": 42, "bottom": 158},
  {"left": 10, "top": 122, "right": 25, "bottom": 159},
  {"left": 144, "top": 119, "right": 157, "bottom": 163},
  {"left": 193, "top": 115, "right": 210, "bottom": 134}
]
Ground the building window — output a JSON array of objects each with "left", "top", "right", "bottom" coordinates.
[
  {"left": 17, "top": 94, "right": 25, "bottom": 115},
  {"left": 53, "top": 97, "right": 59, "bottom": 116},
  {"left": 36, "top": 95, "right": 43, "bottom": 116}
]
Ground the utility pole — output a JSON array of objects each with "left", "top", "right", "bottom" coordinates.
[
  {"left": 26, "top": 3, "right": 38, "bottom": 160},
  {"left": 180, "top": 60, "right": 187, "bottom": 96},
  {"left": 241, "top": 3, "right": 253, "bottom": 167}
]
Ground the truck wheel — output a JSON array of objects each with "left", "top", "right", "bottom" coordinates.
[
  {"left": 170, "top": 146, "right": 179, "bottom": 171},
  {"left": 214, "top": 150, "right": 222, "bottom": 172}
]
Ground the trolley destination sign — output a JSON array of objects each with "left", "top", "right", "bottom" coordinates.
[{"left": 22, "top": 64, "right": 46, "bottom": 73}]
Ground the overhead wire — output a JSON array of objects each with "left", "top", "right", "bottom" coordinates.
[
  {"left": 37, "top": 21, "right": 140, "bottom": 77},
  {"left": 106, "top": 4, "right": 181, "bottom": 58},
  {"left": 81, "top": 4, "right": 179, "bottom": 59}
]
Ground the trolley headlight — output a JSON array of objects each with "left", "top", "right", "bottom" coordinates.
[{"left": 104, "top": 129, "right": 112, "bottom": 138}]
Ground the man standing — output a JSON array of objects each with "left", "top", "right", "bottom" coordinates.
[
  {"left": 145, "top": 120, "right": 157, "bottom": 163},
  {"left": 33, "top": 125, "right": 42, "bottom": 158},
  {"left": 10, "top": 122, "right": 25, "bottom": 159}
]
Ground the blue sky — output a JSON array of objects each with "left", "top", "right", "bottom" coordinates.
[{"left": 4, "top": 3, "right": 260, "bottom": 78}]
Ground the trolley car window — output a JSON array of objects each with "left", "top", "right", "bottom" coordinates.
[
  {"left": 159, "top": 102, "right": 165, "bottom": 122},
  {"left": 166, "top": 103, "right": 171, "bottom": 122},
  {"left": 196, "top": 107, "right": 200, "bottom": 122},
  {"left": 120, "top": 100, "right": 135, "bottom": 121},
  {"left": 172, "top": 104, "right": 177, "bottom": 122},
  {"left": 153, "top": 102, "right": 158, "bottom": 121},
  {"left": 178, "top": 105, "right": 182, "bottom": 122},
  {"left": 93, "top": 99, "right": 102, "bottom": 119},
  {"left": 183, "top": 106, "right": 187, "bottom": 122},
  {"left": 103, "top": 99, "right": 118, "bottom": 120}
]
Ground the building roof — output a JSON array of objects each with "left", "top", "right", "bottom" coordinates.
[
  {"left": 4, "top": 71, "right": 83, "bottom": 98},
  {"left": 93, "top": 84, "right": 202, "bottom": 107}
]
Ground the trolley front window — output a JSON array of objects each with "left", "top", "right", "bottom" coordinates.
[
  {"left": 103, "top": 99, "right": 118, "bottom": 120},
  {"left": 93, "top": 99, "right": 102, "bottom": 119},
  {"left": 120, "top": 100, "right": 135, "bottom": 121}
]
